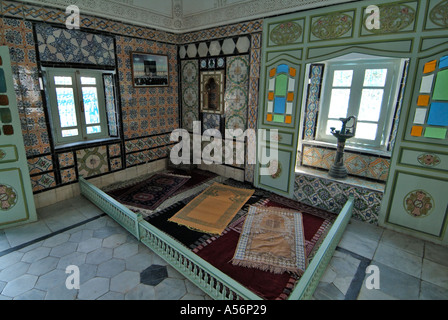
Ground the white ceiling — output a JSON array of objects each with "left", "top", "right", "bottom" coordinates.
[{"left": 21, "top": 0, "right": 357, "bottom": 33}]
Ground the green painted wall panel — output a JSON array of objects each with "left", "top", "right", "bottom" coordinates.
[
  {"left": 0, "top": 46, "right": 37, "bottom": 228},
  {"left": 255, "top": 0, "right": 448, "bottom": 244}
]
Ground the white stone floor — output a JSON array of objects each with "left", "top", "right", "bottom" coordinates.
[{"left": 0, "top": 194, "right": 447, "bottom": 300}]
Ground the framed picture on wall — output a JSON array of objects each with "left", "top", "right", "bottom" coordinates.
[
  {"left": 200, "top": 70, "right": 225, "bottom": 114},
  {"left": 131, "top": 52, "right": 169, "bottom": 87}
]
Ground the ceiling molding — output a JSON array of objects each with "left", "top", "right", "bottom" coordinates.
[{"left": 18, "top": 0, "right": 359, "bottom": 34}]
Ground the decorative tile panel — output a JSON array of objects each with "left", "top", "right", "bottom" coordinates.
[
  {"left": 58, "top": 152, "right": 75, "bottom": 169},
  {"left": 110, "top": 157, "right": 122, "bottom": 171},
  {"left": 301, "top": 145, "right": 391, "bottom": 181},
  {"left": 30, "top": 172, "right": 56, "bottom": 192},
  {"left": 303, "top": 64, "right": 324, "bottom": 140},
  {"left": 294, "top": 173, "right": 383, "bottom": 224},
  {"left": 1, "top": 18, "right": 50, "bottom": 158},
  {"left": 28, "top": 155, "right": 53, "bottom": 174},
  {"left": 60, "top": 167, "right": 77, "bottom": 184},
  {"left": 245, "top": 33, "right": 262, "bottom": 183},
  {"left": 125, "top": 145, "right": 171, "bottom": 167},
  {"left": 179, "top": 35, "right": 251, "bottom": 59},
  {"left": 179, "top": 20, "right": 263, "bottom": 44},
  {"left": 125, "top": 134, "right": 171, "bottom": 153},
  {"left": 35, "top": 23, "right": 115, "bottom": 66},
  {"left": 116, "top": 36, "right": 178, "bottom": 140},
  {"left": 180, "top": 60, "right": 199, "bottom": 132},
  {"left": 203, "top": 113, "right": 221, "bottom": 132},
  {"left": 108, "top": 143, "right": 121, "bottom": 157},
  {"left": 225, "top": 55, "right": 249, "bottom": 132},
  {"left": 76, "top": 146, "right": 109, "bottom": 178}
]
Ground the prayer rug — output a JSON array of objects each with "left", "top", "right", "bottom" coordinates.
[
  {"left": 194, "top": 229, "right": 297, "bottom": 300},
  {"left": 193, "top": 196, "right": 335, "bottom": 300},
  {"left": 231, "top": 205, "right": 307, "bottom": 275},
  {"left": 168, "top": 182, "right": 255, "bottom": 235},
  {"left": 171, "top": 169, "right": 217, "bottom": 196},
  {"left": 115, "top": 173, "right": 190, "bottom": 212}
]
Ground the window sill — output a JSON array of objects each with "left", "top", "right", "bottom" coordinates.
[
  {"left": 54, "top": 137, "right": 120, "bottom": 151},
  {"left": 295, "top": 166, "right": 385, "bottom": 192},
  {"left": 300, "top": 140, "right": 391, "bottom": 158}
]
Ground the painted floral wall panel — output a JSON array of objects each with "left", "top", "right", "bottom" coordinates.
[
  {"left": 35, "top": 23, "right": 115, "bottom": 66},
  {"left": 116, "top": 36, "right": 179, "bottom": 140}
]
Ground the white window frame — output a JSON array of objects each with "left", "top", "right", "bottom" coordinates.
[
  {"left": 43, "top": 67, "right": 110, "bottom": 146},
  {"left": 316, "top": 56, "right": 406, "bottom": 152}
]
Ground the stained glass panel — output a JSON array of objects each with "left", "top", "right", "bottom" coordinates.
[
  {"left": 363, "top": 69, "right": 387, "bottom": 87},
  {"left": 274, "top": 97, "right": 286, "bottom": 114},
  {"left": 82, "top": 87, "right": 100, "bottom": 126},
  {"left": 62, "top": 128, "right": 78, "bottom": 137},
  {"left": 328, "top": 89, "right": 350, "bottom": 118},
  {"left": 332, "top": 70, "right": 353, "bottom": 87},
  {"left": 81, "top": 77, "right": 96, "bottom": 85},
  {"left": 55, "top": 87, "right": 77, "bottom": 128},
  {"left": 358, "top": 89, "right": 384, "bottom": 121},
  {"left": 274, "top": 74, "right": 288, "bottom": 96},
  {"left": 355, "top": 122, "right": 377, "bottom": 140},
  {"left": 54, "top": 76, "right": 72, "bottom": 85},
  {"left": 87, "top": 126, "right": 101, "bottom": 134}
]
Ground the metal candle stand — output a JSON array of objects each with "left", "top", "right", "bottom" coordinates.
[{"left": 328, "top": 116, "right": 357, "bottom": 179}]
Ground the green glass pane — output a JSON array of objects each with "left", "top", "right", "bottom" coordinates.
[
  {"left": 273, "top": 114, "right": 285, "bottom": 123},
  {"left": 0, "top": 69, "right": 6, "bottom": 93},
  {"left": 433, "top": 70, "right": 448, "bottom": 101},
  {"left": 0, "top": 108, "right": 12, "bottom": 123},
  {"left": 424, "top": 127, "right": 447, "bottom": 139},
  {"left": 274, "top": 74, "right": 288, "bottom": 96},
  {"left": 55, "top": 87, "right": 77, "bottom": 128},
  {"left": 82, "top": 87, "right": 100, "bottom": 125}
]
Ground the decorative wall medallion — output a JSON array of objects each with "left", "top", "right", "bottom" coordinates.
[
  {"left": 311, "top": 13, "right": 353, "bottom": 40},
  {"left": 417, "top": 153, "right": 441, "bottom": 167},
  {"left": 182, "top": 87, "right": 198, "bottom": 107},
  {"left": 226, "top": 87, "right": 248, "bottom": 111},
  {"left": 217, "top": 57, "right": 225, "bottom": 68},
  {"left": 0, "top": 149, "right": 5, "bottom": 160},
  {"left": 270, "top": 21, "right": 302, "bottom": 45},
  {"left": 182, "top": 110, "right": 196, "bottom": 132},
  {"left": 365, "top": 3, "right": 415, "bottom": 34},
  {"left": 77, "top": 146, "right": 108, "bottom": 177},
  {"left": 225, "top": 114, "right": 245, "bottom": 131},
  {"left": 403, "top": 190, "right": 434, "bottom": 218},
  {"left": 181, "top": 61, "right": 198, "bottom": 83},
  {"left": 0, "top": 184, "right": 18, "bottom": 211},
  {"left": 227, "top": 57, "right": 249, "bottom": 85},
  {"left": 430, "top": 0, "right": 448, "bottom": 28}
]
